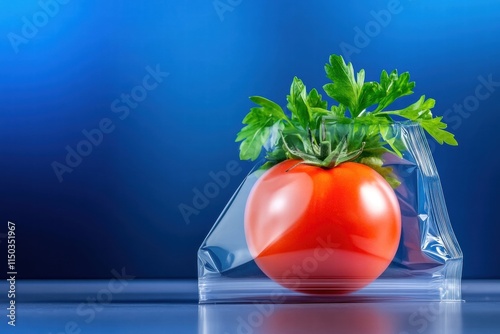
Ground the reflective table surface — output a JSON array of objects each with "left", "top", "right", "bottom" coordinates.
[{"left": 0, "top": 280, "right": 499, "bottom": 333}]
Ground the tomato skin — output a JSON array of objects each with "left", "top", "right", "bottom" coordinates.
[{"left": 244, "top": 160, "right": 401, "bottom": 294}]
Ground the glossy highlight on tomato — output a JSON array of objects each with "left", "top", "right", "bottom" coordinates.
[{"left": 244, "top": 160, "right": 401, "bottom": 295}]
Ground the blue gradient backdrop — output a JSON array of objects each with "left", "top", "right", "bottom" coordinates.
[{"left": 0, "top": 0, "right": 499, "bottom": 279}]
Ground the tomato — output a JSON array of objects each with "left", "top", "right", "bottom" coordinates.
[{"left": 244, "top": 160, "right": 401, "bottom": 295}]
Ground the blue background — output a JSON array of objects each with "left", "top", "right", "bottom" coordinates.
[{"left": 0, "top": 0, "right": 499, "bottom": 279}]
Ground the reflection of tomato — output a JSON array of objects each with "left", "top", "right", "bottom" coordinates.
[
  {"left": 262, "top": 304, "right": 393, "bottom": 334},
  {"left": 244, "top": 160, "right": 401, "bottom": 294}
]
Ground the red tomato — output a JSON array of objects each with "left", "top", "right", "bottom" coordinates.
[{"left": 244, "top": 160, "right": 401, "bottom": 294}]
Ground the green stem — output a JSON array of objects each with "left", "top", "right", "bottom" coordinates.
[{"left": 320, "top": 141, "right": 331, "bottom": 159}]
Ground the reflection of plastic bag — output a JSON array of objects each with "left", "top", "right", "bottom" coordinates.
[
  {"left": 198, "top": 122, "right": 462, "bottom": 303},
  {"left": 198, "top": 302, "right": 462, "bottom": 333}
]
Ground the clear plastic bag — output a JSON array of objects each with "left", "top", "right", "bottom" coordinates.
[{"left": 198, "top": 122, "right": 462, "bottom": 303}]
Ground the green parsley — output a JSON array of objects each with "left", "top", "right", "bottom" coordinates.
[{"left": 236, "top": 54, "right": 457, "bottom": 187}]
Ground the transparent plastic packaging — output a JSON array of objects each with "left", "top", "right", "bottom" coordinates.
[{"left": 198, "top": 122, "right": 462, "bottom": 303}]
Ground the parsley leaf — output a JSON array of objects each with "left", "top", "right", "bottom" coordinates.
[
  {"left": 380, "top": 95, "right": 458, "bottom": 145},
  {"left": 323, "top": 55, "right": 365, "bottom": 117},
  {"left": 373, "top": 70, "right": 415, "bottom": 112},
  {"left": 236, "top": 97, "right": 288, "bottom": 161},
  {"left": 287, "top": 77, "right": 310, "bottom": 128}
]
